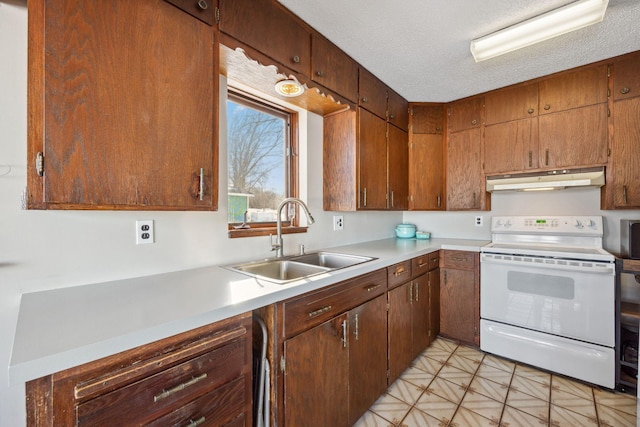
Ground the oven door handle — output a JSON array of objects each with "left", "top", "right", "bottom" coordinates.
[{"left": 480, "top": 254, "right": 615, "bottom": 275}]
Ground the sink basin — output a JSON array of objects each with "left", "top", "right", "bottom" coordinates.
[
  {"left": 229, "top": 259, "right": 330, "bottom": 283},
  {"left": 227, "top": 252, "right": 376, "bottom": 284},
  {"left": 290, "top": 251, "right": 375, "bottom": 269}
]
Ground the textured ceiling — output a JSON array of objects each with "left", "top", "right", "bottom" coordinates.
[{"left": 277, "top": 0, "right": 640, "bottom": 102}]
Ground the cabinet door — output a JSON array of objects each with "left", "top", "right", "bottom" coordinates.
[
  {"left": 411, "top": 104, "right": 444, "bottom": 134},
  {"left": 218, "top": 0, "right": 310, "bottom": 74},
  {"left": 359, "top": 68, "right": 388, "bottom": 119},
  {"left": 348, "top": 296, "right": 388, "bottom": 425},
  {"left": 538, "top": 104, "right": 608, "bottom": 168},
  {"left": 323, "top": 110, "right": 357, "bottom": 211},
  {"left": 284, "top": 315, "right": 349, "bottom": 427},
  {"left": 440, "top": 268, "right": 478, "bottom": 346},
  {"left": 412, "top": 275, "right": 431, "bottom": 359},
  {"left": 388, "top": 282, "right": 413, "bottom": 383},
  {"left": 388, "top": 124, "right": 409, "bottom": 210},
  {"left": 28, "top": 0, "right": 216, "bottom": 210},
  {"left": 484, "top": 118, "right": 538, "bottom": 174},
  {"left": 484, "top": 83, "right": 538, "bottom": 125},
  {"left": 613, "top": 54, "right": 640, "bottom": 101},
  {"left": 388, "top": 89, "right": 409, "bottom": 130},
  {"left": 538, "top": 65, "right": 608, "bottom": 114},
  {"left": 409, "top": 134, "right": 444, "bottom": 210},
  {"left": 358, "top": 108, "right": 388, "bottom": 209},
  {"left": 610, "top": 97, "right": 640, "bottom": 208},
  {"left": 447, "top": 97, "right": 483, "bottom": 133},
  {"left": 311, "top": 34, "right": 358, "bottom": 102},
  {"left": 429, "top": 269, "right": 441, "bottom": 341},
  {"left": 446, "top": 128, "right": 484, "bottom": 210}
]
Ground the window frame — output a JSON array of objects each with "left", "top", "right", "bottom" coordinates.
[{"left": 226, "top": 89, "right": 304, "bottom": 238}]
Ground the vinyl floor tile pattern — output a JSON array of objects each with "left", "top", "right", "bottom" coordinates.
[{"left": 354, "top": 338, "right": 638, "bottom": 427}]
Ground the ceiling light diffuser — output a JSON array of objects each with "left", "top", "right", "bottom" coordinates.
[
  {"left": 470, "top": 0, "right": 609, "bottom": 62},
  {"left": 274, "top": 79, "right": 305, "bottom": 97}
]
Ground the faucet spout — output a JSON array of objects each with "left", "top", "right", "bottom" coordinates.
[{"left": 273, "top": 198, "right": 314, "bottom": 257}]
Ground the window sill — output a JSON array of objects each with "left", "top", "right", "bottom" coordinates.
[{"left": 228, "top": 226, "right": 308, "bottom": 239}]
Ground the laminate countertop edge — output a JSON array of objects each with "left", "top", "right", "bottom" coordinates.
[{"left": 9, "top": 237, "right": 489, "bottom": 386}]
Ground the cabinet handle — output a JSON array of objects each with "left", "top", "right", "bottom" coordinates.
[
  {"left": 198, "top": 167, "right": 205, "bottom": 201},
  {"left": 528, "top": 107, "right": 534, "bottom": 114},
  {"left": 308, "top": 305, "right": 332, "bottom": 318},
  {"left": 437, "top": 194, "right": 441, "bottom": 208},
  {"left": 472, "top": 192, "right": 477, "bottom": 207},
  {"left": 418, "top": 259, "right": 427, "bottom": 267},
  {"left": 185, "top": 417, "right": 206, "bottom": 427},
  {"left": 341, "top": 320, "right": 347, "bottom": 348},
  {"left": 154, "top": 373, "right": 207, "bottom": 402},
  {"left": 197, "top": 0, "right": 208, "bottom": 10},
  {"left": 354, "top": 314, "right": 359, "bottom": 340},
  {"left": 545, "top": 149, "right": 549, "bottom": 166},
  {"left": 366, "top": 284, "right": 381, "bottom": 292},
  {"left": 362, "top": 97, "right": 368, "bottom": 103},
  {"left": 409, "top": 283, "right": 413, "bottom": 302},
  {"left": 363, "top": 188, "right": 367, "bottom": 207},
  {"left": 621, "top": 87, "right": 631, "bottom": 95},
  {"left": 624, "top": 185, "right": 628, "bottom": 204},
  {"left": 414, "top": 282, "right": 419, "bottom": 302},
  {"left": 528, "top": 151, "right": 532, "bottom": 167},
  {"left": 391, "top": 190, "right": 395, "bottom": 208},
  {"left": 292, "top": 55, "right": 300, "bottom": 64},
  {"left": 390, "top": 114, "right": 395, "bottom": 120},
  {"left": 436, "top": 126, "right": 442, "bottom": 132},
  {"left": 315, "top": 70, "right": 323, "bottom": 77},
  {"left": 393, "top": 266, "right": 406, "bottom": 276},
  {"left": 471, "top": 119, "right": 477, "bottom": 125},
  {"left": 544, "top": 104, "right": 551, "bottom": 110}
]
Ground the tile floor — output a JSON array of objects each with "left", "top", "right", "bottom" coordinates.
[{"left": 354, "top": 337, "right": 638, "bottom": 427}]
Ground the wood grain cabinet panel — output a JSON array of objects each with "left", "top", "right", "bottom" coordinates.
[
  {"left": 358, "top": 108, "right": 388, "bottom": 209},
  {"left": 411, "top": 104, "right": 445, "bottom": 134},
  {"left": 388, "top": 124, "right": 409, "bottom": 210},
  {"left": 446, "top": 128, "right": 487, "bottom": 210},
  {"left": 218, "top": 0, "right": 310, "bottom": 75},
  {"left": 613, "top": 53, "right": 640, "bottom": 101},
  {"left": 440, "top": 250, "right": 479, "bottom": 346},
  {"left": 484, "top": 118, "right": 539, "bottom": 174},
  {"left": 26, "top": 313, "right": 252, "bottom": 427},
  {"left": 388, "top": 88, "right": 409, "bottom": 130},
  {"left": 27, "top": 0, "right": 217, "bottom": 210},
  {"left": 538, "top": 64, "right": 608, "bottom": 114},
  {"left": 323, "top": 109, "right": 357, "bottom": 211},
  {"left": 359, "top": 68, "right": 388, "bottom": 119},
  {"left": 311, "top": 34, "right": 358, "bottom": 102},
  {"left": 484, "top": 83, "right": 538, "bottom": 125},
  {"left": 447, "top": 97, "right": 484, "bottom": 133},
  {"left": 607, "top": 97, "right": 640, "bottom": 208}
]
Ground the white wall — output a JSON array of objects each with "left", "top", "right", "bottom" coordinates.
[{"left": 0, "top": 4, "right": 401, "bottom": 425}]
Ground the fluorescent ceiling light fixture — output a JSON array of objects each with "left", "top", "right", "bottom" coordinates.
[
  {"left": 470, "top": 0, "right": 609, "bottom": 62},
  {"left": 274, "top": 79, "right": 305, "bottom": 97}
]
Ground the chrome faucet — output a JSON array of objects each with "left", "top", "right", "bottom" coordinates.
[{"left": 271, "top": 198, "right": 315, "bottom": 258}]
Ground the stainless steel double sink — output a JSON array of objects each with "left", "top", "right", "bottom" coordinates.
[{"left": 226, "top": 252, "right": 376, "bottom": 284}]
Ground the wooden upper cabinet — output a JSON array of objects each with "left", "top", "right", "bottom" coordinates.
[
  {"left": 218, "top": 0, "right": 310, "bottom": 75},
  {"left": 388, "top": 125, "right": 409, "bottom": 210},
  {"left": 164, "top": 0, "right": 215, "bottom": 24},
  {"left": 447, "top": 97, "right": 484, "bottom": 133},
  {"left": 323, "top": 110, "right": 357, "bottom": 211},
  {"left": 411, "top": 104, "right": 444, "bottom": 134},
  {"left": 358, "top": 108, "right": 388, "bottom": 209},
  {"left": 311, "top": 34, "right": 358, "bottom": 102},
  {"left": 27, "top": 0, "right": 217, "bottom": 210},
  {"left": 538, "top": 64, "right": 608, "bottom": 114},
  {"left": 447, "top": 128, "right": 486, "bottom": 210},
  {"left": 388, "top": 89, "right": 409, "bottom": 130},
  {"left": 484, "top": 83, "right": 538, "bottom": 125},
  {"left": 409, "top": 134, "right": 444, "bottom": 210},
  {"left": 484, "top": 118, "right": 539, "bottom": 175},
  {"left": 359, "top": 68, "right": 388, "bottom": 119},
  {"left": 613, "top": 53, "right": 640, "bottom": 101}
]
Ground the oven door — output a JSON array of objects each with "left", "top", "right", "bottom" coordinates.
[{"left": 480, "top": 253, "right": 615, "bottom": 346}]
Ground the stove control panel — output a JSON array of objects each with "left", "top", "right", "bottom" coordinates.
[{"left": 491, "top": 216, "right": 603, "bottom": 235}]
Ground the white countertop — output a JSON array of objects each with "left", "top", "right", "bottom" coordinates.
[{"left": 9, "top": 237, "right": 488, "bottom": 385}]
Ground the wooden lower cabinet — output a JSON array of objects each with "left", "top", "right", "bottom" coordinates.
[
  {"left": 440, "top": 250, "right": 480, "bottom": 346},
  {"left": 26, "top": 313, "right": 253, "bottom": 427}
]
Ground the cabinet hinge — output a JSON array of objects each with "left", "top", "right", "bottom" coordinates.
[
  {"left": 35, "top": 152, "right": 44, "bottom": 177},
  {"left": 386, "top": 303, "right": 390, "bottom": 312},
  {"left": 607, "top": 65, "right": 611, "bottom": 78},
  {"left": 607, "top": 88, "right": 611, "bottom": 98},
  {"left": 280, "top": 355, "right": 286, "bottom": 373},
  {"left": 215, "top": 7, "right": 220, "bottom": 23},
  {"left": 607, "top": 108, "right": 611, "bottom": 118}
]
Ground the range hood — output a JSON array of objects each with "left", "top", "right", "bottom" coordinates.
[{"left": 486, "top": 167, "right": 605, "bottom": 192}]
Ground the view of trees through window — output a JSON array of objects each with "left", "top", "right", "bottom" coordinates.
[{"left": 227, "top": 94, "right": 292, "bottom": 224}]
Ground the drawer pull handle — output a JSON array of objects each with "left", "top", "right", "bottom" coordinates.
[
  {"left": 393, "top": 266, "right": 406, "bottom": 276},
  {"left": 197, "top": 0, "right": 208, "bottom": 10},
  {"left": 154, "top": 373, "right": 207, "bottom": 402},
  {"left": 417, "top": 260, "right": 427, "bottom": 267},
  {"left": 186, "top": 416, "right": 206, "bottom": 427},
  {"left": 621, "top": 87, "right": 631, "bottom": 94},
  {"left": 292, "top": 55, "right": 300, "bottom": 64},
  {"left": 308, "top": 305, "right": 332, "bottom": 318},
  {"left": 342, "top": 320, "right": 348, "bottom": 348},
  {"left": 450, "top": 257, "right": 466, "bottom": 262},
  {"left": 366, "top": 284, "right": 381, "bottom": 292},
  {"left": 354, "top": 314, "right": 359, "bottom": 340}
]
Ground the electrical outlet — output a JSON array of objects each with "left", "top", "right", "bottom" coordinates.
[
  {"left": 333, "top": 215, "right": 344, "bottom": 231},
  {"left": 475, "top": 216, "right": 483, "bottom": 227},
  {"left": 136, "top": 220, "right": 154, "bottom": 244}
]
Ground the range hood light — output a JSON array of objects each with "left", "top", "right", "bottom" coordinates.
[
  {"left": 470, "top": 0, "right": 609, "bottom": 62},
  {"left": 521, "top": 186, "right": 565, "bottom": 192},
  {"left": 486, "top": 167, "right": 605, "bottom": 192}
]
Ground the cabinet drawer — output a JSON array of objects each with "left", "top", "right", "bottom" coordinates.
[
  {"left": 429, "top": 251, "right": 440, "bottom": 271},
  {"left": 440, "top": 250, "right": 476, "bottom": 270},
  {"left": 146, "top": 376, "right": 247, "bottom": 427},
  {"left": 388, "top": 260, "right": 412, "bottom": 289},
  {"left": 77, "top": 338, "right": 247, "bottom": 426},
  {"left": 411, "top": 254, "right": 431, "bottom": 278},
  {"left": 164, "top": 0, "right": 215, "bottom": 25},
  {"left": 283, "top": 269, "right": 387, "bottom": 338}
]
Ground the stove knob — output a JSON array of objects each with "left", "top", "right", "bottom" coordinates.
[
  {"left": 496, "top": 219, "right": 504, "bottom": 227},
  {"left": 573, "top": 219, "right": 583, "bottom": 228},
  {"left": 585, "top": 219, "right": 596, "bottom": 227}
]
